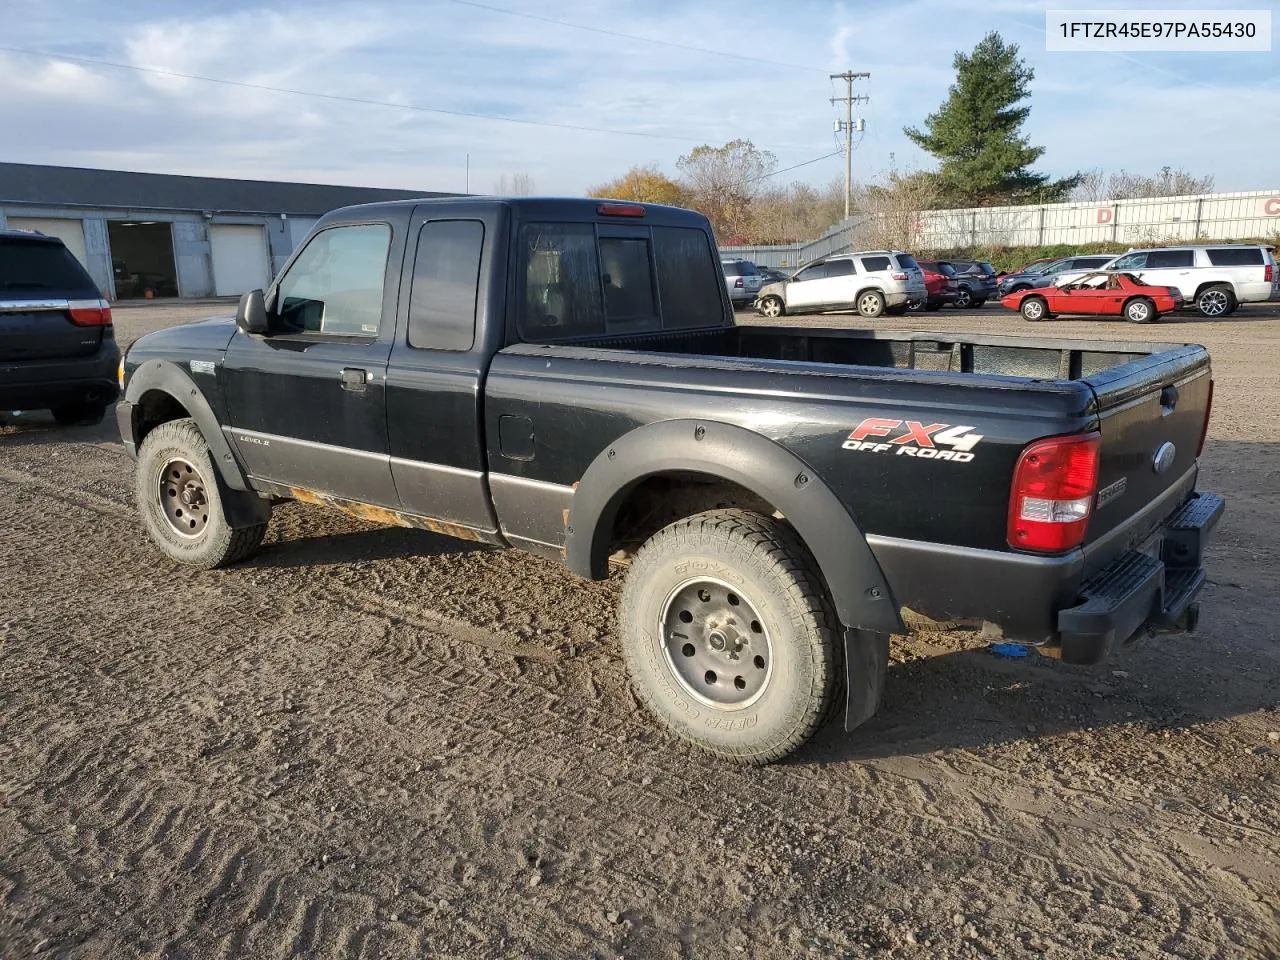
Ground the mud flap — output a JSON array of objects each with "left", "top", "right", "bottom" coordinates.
[
  {"left": 214, "top": 472, "right": 272, "bottom": 529},
  {"left": 844, "top": 628, "right": 890, "bottom": 731}
]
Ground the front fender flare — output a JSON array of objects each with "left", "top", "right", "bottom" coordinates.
[
  {"left": 565, "top": 419, "right": 902, "bottom": 635},
  {"left": 123, "top": 359, "right": 250, "bottom": 493}
]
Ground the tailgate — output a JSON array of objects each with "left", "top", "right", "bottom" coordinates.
[
  {"left": 1083, "top": 345, "right": 1211, "bottom": 548},
  {"left": 0, "top": 300, "right": 103, "bottom": 361}
]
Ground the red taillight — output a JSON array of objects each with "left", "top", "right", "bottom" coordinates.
[
  {"left": 68, "top": 298, "right": 113, "bottom": 326},
  {"left": 891, "top": 271, "right": 907, "bottom": 280},
  {"left": 734, "top": 278, "right": 744, "bottom": 288},
  {"left": 1008, "top": 432, "right": 1101, "bottom": 552},
  {"left": 1197, "top": 380, "right": 1214, "bottom": 456},
  {"left": 596, "top": 203, "right": 645, "bottom": 218},
  {"left": 1265, "top": 263, "right": 1273, "bottom": 282}
]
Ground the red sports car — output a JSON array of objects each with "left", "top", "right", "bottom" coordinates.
[{"left": 1001, "top": 271, "right": 1183, "bottom": 324}]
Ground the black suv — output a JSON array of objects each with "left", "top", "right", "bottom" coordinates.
[
  {"left": 0, "top": 230, "right": 119, "bottom": 424},
  {"left": 948, "top": 259, "right": 999, "bottom": 308}
]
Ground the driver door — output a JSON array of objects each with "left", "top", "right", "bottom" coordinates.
[
  {"left": 221, "top": 218, "right": 406, "bottom": 505},
  {"left": 784, "top": 262, "right": 828, "bottom": 309}
]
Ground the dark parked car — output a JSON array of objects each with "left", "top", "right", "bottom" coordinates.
[
  {"left": 118, "top": 197, "right": 1222, "bottom": 764},
  {"left": 0, "top": 229, "right": 119, "bottom": 424},
  {"left": 948, "top": 259, "right": 998, "bottom": 308}
]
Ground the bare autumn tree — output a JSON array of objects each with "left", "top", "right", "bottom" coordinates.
[
  {"left": 852, "top": 170, "right": 943, "bottom": 251},
  {"left": 494, "top": 172, "right": 535, "bottom": 195},
  {"left": 747, "top": 180, "right": 845, "bottom": 244},
  {"left": 676, "top": 139, "right": 776, "bottom": 243},
  {"left": 1072, "top": 166, "right": 1215, "bottom": 201}
]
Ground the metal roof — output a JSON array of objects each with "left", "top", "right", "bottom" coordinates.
[{"left": 0, "top": 162, "right": 458, "bottom": 216}]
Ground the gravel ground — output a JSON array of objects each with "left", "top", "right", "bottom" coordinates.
[{"left": 1, "top": 301, "right": 1278, "bottom": 959}]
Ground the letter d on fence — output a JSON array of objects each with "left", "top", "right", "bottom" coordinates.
[{"left": 1097, "top": 208, "right": 1113, "bottom": 224}]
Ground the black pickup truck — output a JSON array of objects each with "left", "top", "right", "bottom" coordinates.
[{"left": 117, "top": 197, "right": 1223, "bottom": 763}]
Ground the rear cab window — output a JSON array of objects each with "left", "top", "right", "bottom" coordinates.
[
  {"left": 408, "top": 220, "right": 484, "bottom": 351},
  {"left": 519, "top": 221, "right": 722, "bottom": 340},
  {"left": 1207, "top": 248, "right": 1265, "bottom": 266},
  {"left": 0, "top": 237, "right": 98, "bottom": 296}
]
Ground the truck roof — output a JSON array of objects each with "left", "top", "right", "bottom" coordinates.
[{"left": 318, "top": 195, "right": 711, "bottom": 228}]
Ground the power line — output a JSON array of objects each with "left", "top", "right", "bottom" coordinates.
[
  {"left": 0, "top": 45, "right": 779, "bottom": 146},
  {"left": 442, "top": 0, "right": 824, "bottom": 73},
  {"left": 730, "top": 150, "right": 844, "bottom": 189}
]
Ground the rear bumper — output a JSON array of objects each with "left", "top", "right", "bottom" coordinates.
[
  {"left": 1055, "top": 492, "right": 1223, "bottom": 663},
  {"left": 868, "top": 478, "right": 1222, "bottom": 661},
  {"left": 0, "top": 339, "right": 120, "bottom": 410}
]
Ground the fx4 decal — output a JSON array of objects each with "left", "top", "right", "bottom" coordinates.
[{"left": 842, "top": 417, "right": 984, "bottom": 463}]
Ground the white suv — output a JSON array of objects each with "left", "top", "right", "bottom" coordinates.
[
  {"left": 754, "top": 251, "right": 926, "bottom": 319},
  {"left": 1057, "top": 245, "right": 1277, "bottom": 317}
]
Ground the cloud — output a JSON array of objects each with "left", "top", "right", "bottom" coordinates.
[{"left": 0, "top": 0, "right": 1275, "bottom": 195}]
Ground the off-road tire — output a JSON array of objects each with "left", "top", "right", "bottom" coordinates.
[
  {"left": 1020, "top": 296, "right": 1049, "bottom": 322},
  {"left": 136, "top": 418, "right": 268, "bottom": 569},
  {"left": 51, "top": 401, "right": 107, "bottom": 426},
  {"left": 1124, "top": 296, "right": 1158, "bottom": 324},
  {"left": 619, "top": 509, "right": 841, "bottom": 765}
]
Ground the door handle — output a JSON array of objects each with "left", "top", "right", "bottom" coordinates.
[{"left": 340, "top": 367, "right": 370, "bottom": 392}]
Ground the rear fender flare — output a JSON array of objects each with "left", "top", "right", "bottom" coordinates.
[
  {"left": 124, "top": 359, "right": 251, "bottom": 493},
  {"left": 565, "top": 419, "right": 903, "bottom": 634}
]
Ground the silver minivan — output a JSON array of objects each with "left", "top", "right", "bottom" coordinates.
[{"left": 755, "top": 251, "right": 926, "bottom": 319}]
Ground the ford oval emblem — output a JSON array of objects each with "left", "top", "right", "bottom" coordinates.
[{"left": 1152, "top": 442, "right": 1177, "bottom": 475}]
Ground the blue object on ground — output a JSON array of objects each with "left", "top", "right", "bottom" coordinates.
[{"left": 989, "top": 642, "right": 1031, "bottom": 658}]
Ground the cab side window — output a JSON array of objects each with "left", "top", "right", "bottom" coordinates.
[
  {"left": 408, "top": 220, "right": 484, "bottom": 351},
  {"left": 276, "top": 224, "right": 391, "bottom": 337},
  {"left": 860, "top": 256, "right": 892, "bottom": 272},
  {"left": 825, "top": 259, "right": 854, "bottom": 277}
]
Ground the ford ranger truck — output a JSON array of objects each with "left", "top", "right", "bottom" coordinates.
[{"left": 116, "top": 197, "right": 1223, "bottom": 764}]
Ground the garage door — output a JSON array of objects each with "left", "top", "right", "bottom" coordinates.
[
  {"left": 6, "top": 217, "right": 89, "bottom": 269},
  {"left": 210, "top": 224, "right": 271, "bottom": 297}
]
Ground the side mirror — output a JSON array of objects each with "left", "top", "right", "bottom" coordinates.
[{"left": 235, "top": 289, "right": 269, "bottom": 335}]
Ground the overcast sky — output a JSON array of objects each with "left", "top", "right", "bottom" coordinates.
[{"left": 1, "top": 0, "right": 1276, "bottom": 195}]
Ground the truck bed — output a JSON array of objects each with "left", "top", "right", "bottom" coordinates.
[{"left": 571, "top": 323, "right": 1183, "bottom": 382}]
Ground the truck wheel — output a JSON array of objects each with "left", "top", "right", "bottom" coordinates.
[
  {"left": 1124, "top": 296, "right": 1158, "bottom": 323},
  {"left": 51, "top": 401, "right": 107, "bottom": 426},
  {"left": 856, "top": 290, "right": 886, "bottom": 318},
  {"left": 1196, "top": 284, "right": 1235, "bottom": 318},
  {"left": 1020, "top": 296, "right": 1049, "bottom": 321},
  {"left": 758, "top": 295, "right": 784, "bottom": 318},
  {"left": 136, "top": 418, "right": 269, "bottom": 569},
  {"left": 619, "top": 509, "right": 840, "bottom": 764}
]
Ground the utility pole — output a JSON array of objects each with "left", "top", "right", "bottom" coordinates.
[{"left": 830, "top": 71, "right": 870, "bottom": 219}]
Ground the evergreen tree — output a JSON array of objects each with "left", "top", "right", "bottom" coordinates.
[{"left": 905, "top": 32, "right": 1077, "bottom": 204}]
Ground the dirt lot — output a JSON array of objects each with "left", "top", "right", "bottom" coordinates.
[{"left": 2, "top": 301, "right": 1278, "bottom": 959}]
